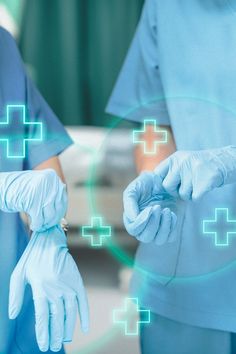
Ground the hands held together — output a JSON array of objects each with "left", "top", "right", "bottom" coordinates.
[
  {"left": 0, "top": 168, "right": 67, "bottom": 231},
  {"left": 123, "top": 146, "right": 236, "bottom": 244},
  {"left": 6, "top": 145, "right": 236, "bottom": 351},
  {"left": 4, "top": 169, "right": 89, "bottom": 352}
]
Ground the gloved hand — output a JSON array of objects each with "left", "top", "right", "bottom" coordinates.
[
  {"left": 0, "top": 169, "right": 67, "bottom": 231},
  {"left": 123, "top": 172, "right": 177, "bottom": 245},
  {"left": 9, "top": 225, "right": 89, "bottom": 352},
  {"left": 154, "top": 146, "right": 236, "bottom": 201}
]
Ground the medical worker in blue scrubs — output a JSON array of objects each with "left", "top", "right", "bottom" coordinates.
[
  {"left": 107, "top": 0, "right": 236, "bottom": 353},
  {"left": 0, "top": 27, "right": 88, "bottom": 353}
]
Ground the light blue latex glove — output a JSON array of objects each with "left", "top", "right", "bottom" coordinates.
[
  {"left": 123, "top": 172, "right": 177, "bottom": 245},
  {"left": 154, "top": 146, "right": 236, "bottom": 201},
  {"left": 9, "top": 226, "right": 89, "bottom": 352},
  {"left": 0, "top": 169, "right": 67, "bottom": 231}
]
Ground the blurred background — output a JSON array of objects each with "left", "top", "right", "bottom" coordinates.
[{"left": 0, "top": 1, "right": 145, "bottom": 353}]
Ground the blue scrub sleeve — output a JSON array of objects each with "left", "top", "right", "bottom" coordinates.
[
  {"left": 106, "top": 0, "right": 170, "bottom": 125},
  {"left": 24, "top": 76, "right": 73, "bottom": 170},
  {"left": 0, "top": 26, "right": 72, "bottom": 170}
]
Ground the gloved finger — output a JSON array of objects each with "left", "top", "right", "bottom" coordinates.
[
  {"left": 49, "top": 299, "right": 64, "bottom": 352},
  {"left": 9, "top": 269, "right": 25, "bottom": 319},
  {"left": 123, "top": 206, "right": 154, "bottom": 237},
  {"left": 34, "top": 297, "right": 50, "bottom": 352},
  {"left": 162, "top": 169, "right": 181, "bottom": 197},
  {"left": 153, "top": 174, "right": 168, "bottom": 196},
  {"left": 192, "top": 165, "right": 223, "bottom": 201},
  {"left": 136, "top": 205, "right": 162, "bottom": 243},
  {"left": 178, "top": 173, "right": 193, "bottom": 201},
  {"left": 154, "top": 158, "right": 171, "bottom": 181},
  {"left": 123, "top": 186, "right": 139, "bottom": 222},
  {"left": 192, "top": 181, "right": 213, "bottom": 201},
  {"left": 168, "top": 212, "right": 178, "bottom": 243},
  {"left": 155, "top": 208, "right": 172, "bottom": 245},
  {"left": 155, "top": 157, "right": 180, "bottom": 197},
  {"left": 76, "top": 277, "right": 89, "bottom": 333},
  {"left": 63, "top": 296, "right": 77, "bottom": 342},
  {"left": 123, "top": 172, "right": 156, "bottom": 221}
]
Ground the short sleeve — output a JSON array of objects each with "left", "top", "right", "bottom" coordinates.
[
  {"left": 0, "top": 27, "right": 72, "bottom": 170},
  {"left": 106, "top": 0, "right": 170, "bottom": 125},
  {"left": 24, "top": 76, "right": 73, "bottom": 170}
]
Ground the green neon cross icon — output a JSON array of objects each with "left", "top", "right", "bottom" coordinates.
[
  {"left": 0, "top": 105, "right": 43, "bottom": 158},
  {"left": 82, "top": 217, "right": 112, "bottom": 247},
  {"left": 133, "top": 119, "right": 168, "bottom": 154},
  {"left": 203, "top": 208, "right": 236, "bottom": 246},
  {"left": 113, "top": 298, "right": 150, "bottom": 336}
]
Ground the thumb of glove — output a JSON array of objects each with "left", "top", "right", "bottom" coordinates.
[
  {"left": 123, "top": 206, "right": 154, "bottom": 237},
  {"left": 9, "top": 268, "right": 26, "bottom": 319}
]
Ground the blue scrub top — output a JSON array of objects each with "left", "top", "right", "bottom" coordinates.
[
  {"left": 107, "top": 0, "right": 236, "bottom": 332},
  {"left": 0, "top": 28, "right": 72, "bottom": 353}
]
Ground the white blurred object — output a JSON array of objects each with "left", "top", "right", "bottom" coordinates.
[
  {"left": 60, "top": 126, "right": 106, "bottom": 185},
  {"left": 65, "top": 287, "right": 140, "bottom": 354},
  {"left": 119, "top": 267, "right": 133, "bottom": 293},
  {"left": 60, "top": 127, "right": 136, "bottom": 228},
  {"left": 0, "top": 4, "right": 18, "bottom": 37}
]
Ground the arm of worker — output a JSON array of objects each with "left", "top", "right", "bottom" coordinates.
[
  {"left": 105, "top": 0, "right": 179, "bottom": 244},
  {"left": 8, "top": 162, "right": 89, "bottom": 352},
  {"left": 34, "top": 155, "right": 65, "bottom": 183},
  {"left": 0, "top": 27, "right": 72, "bottom": 232},
  {"left": 135, "top": 125, "right": 176, "bottom": 172},
  {"left": 8, "top": 157, "right": 89, "bottom": 351},
  {"left": 123, "top": 125, "right": 178, "bottom": 245},
  {"left": 137, "top": 126, "right": 236, "bottom": 202},
  {"left": 154, "top": 145, "right": 236, "bottom": 201}
]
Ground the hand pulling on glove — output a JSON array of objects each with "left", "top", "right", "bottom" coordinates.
[
  {"left": 0, "top": 168, "right": 67, "bottom": 231},
  {"left": 154, "top": 146, "right": 236, "bottom": 201},
  {"left": 123, "top": 145, "right": 236, "bottom": 244},
  {"left": 123, "top": 172, "right": 177, "bottom": 245}
]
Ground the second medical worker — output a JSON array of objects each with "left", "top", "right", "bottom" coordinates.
[
  {"left": 107, "top": 0, "right": 236, "bottom": 353},
  {"left": 0, "top": 27, "right": 88, "bottom": 353}
]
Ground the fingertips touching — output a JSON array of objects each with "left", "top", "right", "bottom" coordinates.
[
  {"left": 123, "top": 206, "right": 154, "bottom": 237},
  {"left": 49, "top": 300, "right": 64, "bottom": 352},
  {"left": 34, "top": 298, "right": 49, "bottom": 352},
  {"left": 136, "top": 205, "right": 162, "bottom": 243}
]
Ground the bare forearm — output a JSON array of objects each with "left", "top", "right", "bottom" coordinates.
[
  {"left": 135, "top": 125, "right": 176, "bottom": 173},
  {"left": 34, "top": 156, "right": 65, "bottom": 182}
]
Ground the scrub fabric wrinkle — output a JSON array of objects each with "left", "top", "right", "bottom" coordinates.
[
  {"left": 0, "top": 27, "right": 72, "bottom": 354},
  {"left": 107, "top": 0, "right": 236, "bottom": 335}
]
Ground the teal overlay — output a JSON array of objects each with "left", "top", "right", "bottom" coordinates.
[
  {"left": 132, "top": 118, "right": 168, "bottom": 154},
  {"left": 0, "top": 104, "right": 43, "bottom": 158},
  {"left": 113, "top": 297, "right": 150, "bottom": 335},
  {"left": 203, "top": 208, "right": 236, "bottom": 247},
  {"left": 81, "top": 216, "right": 112, "bottom": 247}
]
